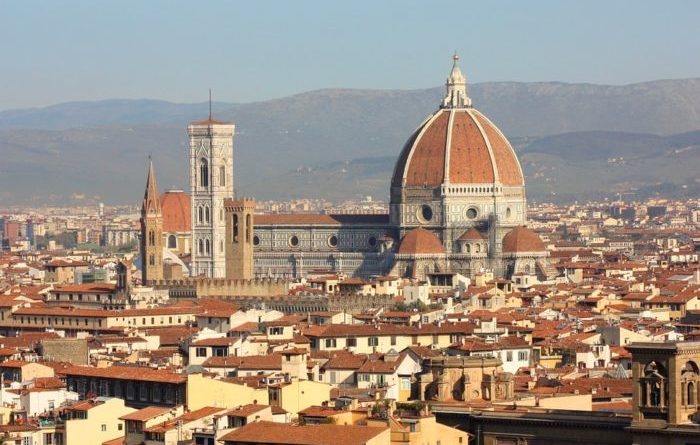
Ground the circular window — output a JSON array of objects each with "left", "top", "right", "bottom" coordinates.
[
  {"left": 466, "top": 207, "right": 478, "bottom": 219},
  {"left": 419, "top": 205, "right": 433, "bottom": 222},
  {"left": 289, "top": 235, "right": 299, "bottom": 247},
  {"left": 328, "top": 235, "right": 338, "bottom": 247},
  {"left": 368, "top": 236, "right": 377, "bottom": 247},
  {"left": 253, "top": 235, "right": 260, "bottom": 246}
]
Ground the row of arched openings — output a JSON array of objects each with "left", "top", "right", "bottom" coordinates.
[
  {"left": 198, "top": 158, "right": 227, "bottom": 189},
  {"left": 198, "top": 239, "right": 211, "bottom": 255},
  {"left": 232, "top": 214, "right": 252, "bottom": 243}
]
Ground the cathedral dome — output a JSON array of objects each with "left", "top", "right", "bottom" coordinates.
[
  {"left": 502, "top": 226, "right": 545, "bottom": 253},
  {"left": 391, "top": 54, "right": 524, "bottom": 189},
  {"left": 397, "top": 227, "right": 445, "bottom": 255},
  {"left": 160, "top": 190, "right": 191, "bottom": 233}
]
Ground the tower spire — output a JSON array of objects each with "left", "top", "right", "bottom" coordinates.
[
  {"left": 208, "top": 88, "right": 212, "bottom": 121},
  {"left": 143, "top": 157, "right": 161, "bottom": 215},
  {"left": 441, "top": 51, "right": 471, "bottom": 109}
]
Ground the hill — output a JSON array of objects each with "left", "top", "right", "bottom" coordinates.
[{"left": 0, "top": 78, "right": 699, "bottom": 205}]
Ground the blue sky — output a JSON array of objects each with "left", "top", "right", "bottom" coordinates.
[{"left": 1, "top": 0, "right": 699, "bottom": 109}]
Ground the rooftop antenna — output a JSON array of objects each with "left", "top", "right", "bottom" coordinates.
[{"left": 209, "top": 88, "right": 212, "bottom": 120}]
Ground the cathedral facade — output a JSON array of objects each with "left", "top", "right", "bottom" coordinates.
[{"left": 140, "top": 54, "right": 549, "bottom": 283}]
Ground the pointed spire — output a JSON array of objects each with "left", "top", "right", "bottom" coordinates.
[
  {"left": 441, "top": 51, "right": 471, "bottom": 109},
  {"left": 142, "top": 157, "right": 161, "bottom": 215}
]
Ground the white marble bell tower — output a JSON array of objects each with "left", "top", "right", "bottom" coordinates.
[{"left": 188, "top": 105, "right": 235, "bottom": 278}]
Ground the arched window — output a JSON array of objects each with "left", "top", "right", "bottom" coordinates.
[
  {"left": 688, "top": 381, "right": 696, "bottom": 406},
  {"left": 465, "top": 244, "right": 471, "bottom": 253},
  {"left": 168, "top": 235, "right": 177, "bottom": 249},
  {"left": 205, "top": 239, "right": 210, "bottom": 254},
  {"left": 233, "top": 215, "right": 239, "bottom": 242},
  {"left": 205, "top": 206, "right": 210, "bottom": 223},
  {"left": 148, "top": 230, "right": 155, "bottom": 246},
  {"left": 476, "top": 243, "right": 481, "bottom": 253},
  {"left": 199, "top": 158, "right": 209, "bottom": 188},
  {"left": 246, "top": 214, "right": 251, "bottom": 243},
  {"left": 220, "top": 166, "right": 226, "bottom": 186},
  {"left": 198, "top": 239, "right": 204, "bottom": 254},
  {"left": 149, "top": 255, "right": 154, "bottom": 266},
  {"left": 198, "top": 206, "right": 203, "bottom": 224}
]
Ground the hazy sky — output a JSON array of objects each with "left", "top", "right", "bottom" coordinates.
[{"left": 2, "top": 0, "right": 699, "bottom": 110}]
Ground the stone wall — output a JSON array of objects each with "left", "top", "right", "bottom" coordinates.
[{"left": 40, "top": 338, "right": 89, "bottom": 365}]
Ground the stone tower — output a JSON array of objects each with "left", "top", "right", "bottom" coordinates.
[
  {"left": 225, "top": 198, "right": 255, "bottom": 280},
  {"left": 189, "top": 113, "right": 235, "bottom": 278},
  {"left": 140, "top": 160, "right": 164, "bottom": 284},
  {"left": 627, "top": 341, "right": 700, "bottom": 435}
]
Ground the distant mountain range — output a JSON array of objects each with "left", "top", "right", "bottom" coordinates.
[{"left": 0, "top": 78, "right": 699, "bottom": 205}]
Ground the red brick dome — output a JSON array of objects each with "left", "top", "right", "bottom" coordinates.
[
  {"left": 160, "top": 191, "right": 191, "bottom": 233},
  {"left": 391, "top": 55, "right": 523, "bottom": 190},
  {"left": 502, "top": 226, "right": 545, "bottom": 253},
  {"left": 391, "top": 108, "right": 524, "bottom": 189},
  {"left": 397, "top": 227, "right": 445, "bottom": 255}
]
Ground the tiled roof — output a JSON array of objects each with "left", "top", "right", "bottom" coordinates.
[
  {"left": 458, "top": 227, "right": 486, "bottom": 241},
  {"left": 218, "top": 403, "right": 269, "bottom": 418},
  {"left": 391, "top": 108, "right": 523, "bottom": 188},
  {"left": 397, "top": 227, "right": 444, "bottom": 255},
  {"left": 502, "top": 226, "right": 546, "bottom": 253},
  {"left": 203, "top": 354, "right": 282, "bottom": 370},
  {"left": 218, "top": 421, "right": 388, "bottom": 445},
  {"left": 119, "top": 406, "right": 171, "bottom": 421},
  {"left": 51, "top": 283, "right": 116, "bottom": 294},
  {"left": 61, "top": 365, "right": 187, "bottom": 384}
]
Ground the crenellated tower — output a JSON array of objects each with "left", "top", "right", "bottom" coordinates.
[
  {"left": 140, "top": 159, "right": 164, "bottom": 283},
  {"left": 225, "top": 197, "right": 255, "bottom": 280}
]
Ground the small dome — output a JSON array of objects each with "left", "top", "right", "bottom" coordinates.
[
  {"left": 397, "top": 227, "right": 445, "bottom": 255},
  {"left": 458, "top": 227, "right": 486, "bottom": 241},
  {"left": 160, "top": 191, "right": 191, "bottom": 233},
  {"left": 502, "top": 226, "right": 545, "bottom": 253}
]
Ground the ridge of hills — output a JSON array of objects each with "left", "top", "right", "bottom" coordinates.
[{"left": 0, "top": 78, "right": 699, "bottom": 205}]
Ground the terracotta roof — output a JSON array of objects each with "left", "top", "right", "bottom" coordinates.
[
  {"left": 458, "top": 227, "right": 486, "bottom": 241},
  {"left": 203, "top": 354, "right": 282, "bottom": 370},
  {"left": 61, "top": 365, "right": 187, "bottom": 384},
  {"left": 143, "top": 326, "right": 200, "bottom": 346},
  {"left": 14, "top": 307, "right": 118, "bottom": 318},
  {"left": 119, "top": 406, "right": 171, "bottom": 421},
  {"left": 391, "top": 108, "right": 523, "bottom": 188},
  {"left": 191, "top": 337, "right": 238, "bottom": 347},
  {"left": 160, "top": 191, "right": 191, "bottom": 233},
  {"left": 191, "top": 117, "right": 229, "bottom": 125},
  {"left": 397, "top": 227, "right": 444, "bottom": 255},
  {"left": 218, "top": 421, "right": 388, "bottom": 445},
  {"left": 502, "top": 226, "right": 546, "bottom": 253},
  {"left": 357, "top": 358, "right": 401, "bottom": 374},
  {"left": 145, "top": 406, "right": 225, "bottom": 433},
  {"left": 51, "top": 283, "right": 116, "bottom": 294},
  {"left": 322, "top": 352, "right": 369, "bottom": 371},
  {"left": 218, "top": 403, "right": 269, "bottom": 418}
]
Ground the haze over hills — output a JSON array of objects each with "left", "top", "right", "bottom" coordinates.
[{"left": 0, "top": 78, "right": 699, "bottom": 205}]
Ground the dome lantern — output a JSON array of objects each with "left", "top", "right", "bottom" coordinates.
[{"left": 442, "top": 52, "right": 471, "bottom": 109}]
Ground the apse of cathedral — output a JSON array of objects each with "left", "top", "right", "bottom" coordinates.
[{"left": 140, "top": 54, "right": 550, "bottom": 283}]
